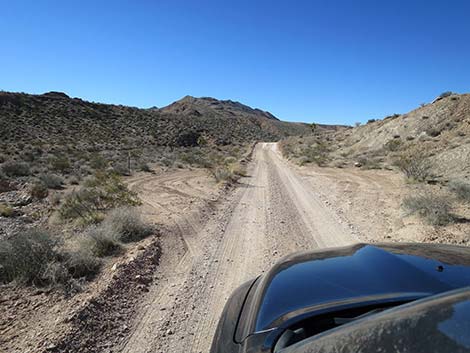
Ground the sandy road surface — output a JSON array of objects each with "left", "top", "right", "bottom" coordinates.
[{"left": 121, "top": 143, "right": 356, "bottom": 353}]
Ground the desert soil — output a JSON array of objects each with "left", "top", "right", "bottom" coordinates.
[
  {"left": 120, "top": 142, "right": 359, "bottom": 353},
  {"left": 3, "top": 142, "right": 462, "bottom": 353}
]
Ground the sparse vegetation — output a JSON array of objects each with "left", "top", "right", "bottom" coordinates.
[
  {"left": 101, "top": 207, "right": 153, "bottom": 243},
  {"left": 1, "top": 161, "right": 31, "bottom": 177},
  {"left": 393, "top": 150, "right": 431, "bottom": 182},
  {"left": 0, "top": 229, "right": 59, "bottom": 285},
  {"left": 448, "top": 180, "right": 470, "bottom": 203},
  {"left": 0, "top": 203, "right": 14, "bottom": 217},
  {"left": 39, "top": 173, "right": 64, "bottom": 189},
  {"left": 403, "top": 192, "right": 455, "bottom": 226},
  {"left": 58, "top": 171, "right": 140, "bottom": 224},
  {"left": 384, "top": 139, "right": 402, "bottom": 152},
  {"left": 80, "top": 225, "right": 122, "bottom": 257},
  {"left": 30, "top": 180, "right": 49, "bottom": 199},
  {"left": 439, "top": 91, "right": 453, "bottom": 99}
]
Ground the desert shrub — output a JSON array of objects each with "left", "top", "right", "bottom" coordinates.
[
  {"left": 393, "top": 151, "right": 431, "bottom": 182},
  {"left": 112, "top": 163, "right": 131, "bottom": 176},
  {"left": 230, "top": 163, "right": 247, "bottom": 177},
  {"left": 102, "top": 207, "right": 153, "bottom": 243},
  {"left": 49, "top": 155, "right": 71, "bottom": 173},
  {"left": 357, "top": 156, "right": 381, "bottom": 170},
  {"left": 80, "top": 225, "right": 121, "bottom": 257},
  {"left": 439, "top": 91, "right": 453, "bottom": 99},
  {"left": 42, "top": 261, "right": 70, "bottom": 286},
  {"left": 448, "top": 180, "right": 470, "bottom": 203},
  {"left": 1, "top": 161, "right": 31, "bottom": 177},
  {"left": 89, "top": 153, "right": 108, "bottom": 170},
  {"left": 0, "top": 203, "right": 14, "bottom": 217},
  {"left": 302, "top": 143, "right": 329, "bottom": 166},
  {"left": 426, "top": 126, "right": 443, "bottom": 137},
  {"left": 39, "top": 173, "right": 64, "bottom": 189},
  {"left": 384, "top": 139, "right": 402, "bottom": 152},
  {"left": 64, "top": 248, "right": 101, "bottom": 279},
  {"left": 30, "top": 180, "right": 49, "bottom": 199},
  {"left": 0, "top": 229, "right": 58, "bottom": 285},
  {"left": 59, "top": 171, "right": 140, "bottom": 223},
  {"left": 224, "top": 156, "right": 237, "bottom": 165},
  {"left": 68, "top": 175, "right": 80, "bottom": 185},
  {"left": 367, "top": 119, "right": 376, "bottom": 124},
  {"left": 178, "top": 150, "right": 212, "bottom": 168},
  {"left": 139, "top": 162, "right": 152, "bottom": 172},
  {"left": 403, "top": 192, "right": 455, "bottom": 226},
  {"left": 213, "top": 167, "right": 238, "bottom": 183}
]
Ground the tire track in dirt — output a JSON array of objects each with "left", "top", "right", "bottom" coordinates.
[{"left": 119, "top": 143, "right": 356, "bottom": 353}]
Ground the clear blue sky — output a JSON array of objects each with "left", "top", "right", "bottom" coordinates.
[{"left": 1, "top": 0, "right": 469, "bottom": 125}]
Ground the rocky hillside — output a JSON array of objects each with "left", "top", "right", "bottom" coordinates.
[
  {"left": 0, "top": 91, "right": 310, "bottom": 152},
  {"left": 332, "top": 92, "right": 470, "bottom": 180}
]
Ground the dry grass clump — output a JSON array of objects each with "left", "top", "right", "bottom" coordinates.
[
  {"left": 101, "top": 207, "right": 153, "bottom": 243},
  {"left": 0, "top": 229, "right": 59, "bottom": 285},
  {"left": 0, "top": 229, "right": 102, "bottom": 286},
  {"left": 403, "top": 191, "right": 455, "bottom": 226},
  {"left": 80, "top": 225, "right": 122, "bottom": 257}
]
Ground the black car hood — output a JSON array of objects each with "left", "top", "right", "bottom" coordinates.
[
  {"left": 282, "top": 287, "right": 470, "bottom": 353},
  {"left": 243, "top": 243, "right": 470, "bottom": 336}
]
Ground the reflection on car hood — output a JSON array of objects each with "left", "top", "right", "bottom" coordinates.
[
  {"left": 254, "top": 243, "right": 470, "bottom": 331},
  {"left": 283, "top": 287, "right": 470, "bottom": 353}
]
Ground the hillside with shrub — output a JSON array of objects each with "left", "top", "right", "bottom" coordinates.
[{"left": 280, "top": 92, "right": 470, "bottom": 239}]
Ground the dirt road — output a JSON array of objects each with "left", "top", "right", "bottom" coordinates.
[{"left": 121, "top": 143, "right": 356, "bottom": 353}]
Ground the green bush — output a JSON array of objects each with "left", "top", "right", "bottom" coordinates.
[
  {"left": 1, "top": 161, "right": 31, "bottom": 177},
  {"left": 448, "top": 180, "right": 470, "bottom": 203},
  {"left": 103, "top": 207, "right": 153, "bottom": 243},
  {"left": 0, "top": 229, "right": 58, "bottom": 285},
  {"left": 403, "top": 192, "right": 455, "bottom": 226},
  {"left": 59, "top": 171, "right": 140, "bottom": 223}
]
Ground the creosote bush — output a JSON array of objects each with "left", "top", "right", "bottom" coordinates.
[
  {"left": 393, "top": 150, "right": 431, "bottom": 182},
  {"left": 403, "top": 192, "right": 455, "bottom": 226},
  {"left": 59, "top": 171, "right": 140, "bottom": 224}
]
